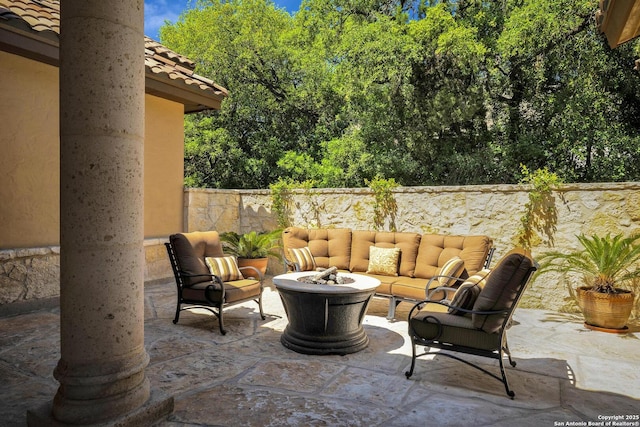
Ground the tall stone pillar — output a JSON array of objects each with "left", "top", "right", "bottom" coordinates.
[{"left": 28, "top": 1, "right": 171, "bottom": 425}]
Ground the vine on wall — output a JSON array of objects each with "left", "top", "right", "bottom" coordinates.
[
  {"left": 366, "top": 175, "right": 399, "bottom": 232},
  {"left": 517, "top": 165, "right": 563, "bottom": 250},
  {"left": 269, "top": 178, "right": 317, "bottom": 229}
]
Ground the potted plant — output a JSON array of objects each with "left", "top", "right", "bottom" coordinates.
[
  {"left": 538, "top": 233, "right": 640, "bottom": 332},
  {"left": 219, "top": 230, "right": 283, "bottom": 276}
]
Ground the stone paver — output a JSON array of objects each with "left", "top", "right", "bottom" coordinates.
[{"left": 0, "top": 279, "right": 638, "bottom": 426}]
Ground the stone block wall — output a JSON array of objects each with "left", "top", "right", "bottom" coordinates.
[
  {"left": 184, "top": 182, "right": 640, "bottom": 314},
  {"left": 2, "top": 182, "right": 639, "bottom": 314},
  {"left": 0, "top": 240, "right": 172, "bottom": 314}
]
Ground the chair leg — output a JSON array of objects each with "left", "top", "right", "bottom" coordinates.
[
  {"left": 257, "top": 294, "right": 265, "bottom": 320},
  {"left": 217, "top": 306, "right": 227, "bottom": 335},
  {"left": 405, "top": 338, "right": 417, "bottom": 379},
  {"left": 173, "top": 301, "right": 181, "bottom": 324},
  {"left": 503, "top": 343, "right": 517, "bottom": 367},
  {"left": 499, "top": 354, "right": 515, "bottom": 399}
]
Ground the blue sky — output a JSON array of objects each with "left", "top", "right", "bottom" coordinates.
[{"left": 144, "top": 0, "right": 302, "bottom": 41}]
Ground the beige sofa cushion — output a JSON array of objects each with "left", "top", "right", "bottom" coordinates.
[
  {"left": 349, "top": 231, "right": 421, "bottom": 276},
  {"left": 282, "top": 227, "right": 351, "bottom": 270},
  {"left": 414, "top": 234, "right": 492, "bottom": 279}
]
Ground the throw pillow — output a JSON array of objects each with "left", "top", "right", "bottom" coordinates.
[
  {"left": 289, "top": 247, "right": 316, "bottom": 271},
  {"left": 366, "top": 246, "right": 401, "bottom": 276},
  {"left": 205, "top": 256, "right": 244, "bottom": 282},
  {"left": 437, "top": 256, "right": 465, "bottom": 287},
  {"left": 448, "top": 268, "right": 490, "bottom": 315}
]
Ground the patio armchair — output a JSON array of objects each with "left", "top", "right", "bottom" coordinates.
[
  {"left": 165, "top": 231, "right": 265, "bottom": 335},
  {"left": 405, "top": 248, "right": 537, "bottom": 398}
]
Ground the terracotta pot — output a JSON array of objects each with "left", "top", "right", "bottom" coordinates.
[
  {"left": 576, "top": 286, "right": 635, "bottom": 330},
  {"left": 237, "top": 257, "right": 269, "bottom": 277}
]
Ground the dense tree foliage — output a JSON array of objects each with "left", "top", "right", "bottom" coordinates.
[{"left": 160, "top": 0, "right": 640, "bottom": 189}]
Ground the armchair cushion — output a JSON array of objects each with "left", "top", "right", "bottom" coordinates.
[
  {"left": 448, "top": 268, "right": 490, "bottom": 315},
  {"left": 472, "top": 248, "right": 534, "bottom": 333},
  {"left": 367, "top": 246, "right": 401, "bottom": 276},
  {"left": 206, "top": 256, "right": 244, "bottom": 282},
  {"left": 170, "top": 231, "right": 225, "bottom": 287},
  {"left": 288, "top": 247, "right": 316, "bottom": 271}
]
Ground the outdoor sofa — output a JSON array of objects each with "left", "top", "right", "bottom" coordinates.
[{"left": 281, "top": 227, "right": 494, "bottom": 318}]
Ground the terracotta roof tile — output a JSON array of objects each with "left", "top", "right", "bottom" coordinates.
[{"left": 0, "top": 0, "right": 227, "bottom": 107}]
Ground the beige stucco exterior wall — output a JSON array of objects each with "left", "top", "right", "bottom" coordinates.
[
  {"left": 0, "top": 56, "right": 185, "bottom": 308},
  {"left": 144, "top": 94, "right": 185, "bottom": 238},
  {"left": 0, "top": 51, "right": 60, "bottom": 249}
]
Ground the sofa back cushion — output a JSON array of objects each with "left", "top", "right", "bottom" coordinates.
[
  {"left": 282, "top": 227, "right": 352, "bottom": 270},
  {"left": 170, "top": 231, "right": 225, "bottom": 287},
  {"left": 349, "top": 231, "right": 421, "bottom": 276},
  {"left": 413, "top": 234, "right": 492, "bottom": 279}
]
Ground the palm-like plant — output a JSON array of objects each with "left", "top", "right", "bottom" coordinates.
[
  {"left": 219, "top": 230, "right": 283, "bottom": 261},
  {"left": 538, "top": 233, "right": 640, "bottom": 294}
]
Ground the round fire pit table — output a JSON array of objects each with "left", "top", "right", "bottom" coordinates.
[{"left": 273, "top": 272, "right": 380, "bottom": 355}]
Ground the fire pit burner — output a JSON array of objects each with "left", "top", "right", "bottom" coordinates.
[{"left": 296, "top": 266, "right": 355, "bottom": 285}]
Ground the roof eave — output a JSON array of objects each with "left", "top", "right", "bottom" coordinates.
[
  {"left": 145, "top": 72, "right": 226, "bottom": 114},
  {"left": 0, "top": 25, "right": 58, "bottom": 66},
  {"left": 597, "top": 0, "right": 640, "bottom": 48}
]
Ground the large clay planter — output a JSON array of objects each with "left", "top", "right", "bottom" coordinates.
[
  {"left": 237, "top": 257, "right": 269, "bottom": 276},
  {"left": 576, "top": 286, "right": 635, "bottom": 331}
]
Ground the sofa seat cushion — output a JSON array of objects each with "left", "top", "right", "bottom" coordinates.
[
  {"left": 282, "top": 227, "right": 352, "bottom": 270},
  {"left": 389, "top": 277, "right": 433, "bottom": 301},
  {"left": 410, "top": 308, "right": 501, "bottom": 351},
  {"left": 171, "top": 231, "right": 225, "bottom": 287},
  {"left": 353, "top": 272, "right": 397, "bottom": 295},
  {"left": 413, "top": 234, "right": 492, "bottom": 280},
  {"left": 350, "top": 231, "right": 421, "bottom": 276}
]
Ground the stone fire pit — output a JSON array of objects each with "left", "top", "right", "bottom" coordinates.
[{"left": 273, "top": 271, "right": 380, "bottom": 355}]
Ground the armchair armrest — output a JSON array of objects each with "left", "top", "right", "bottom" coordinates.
[
  {"left": 407, "top": 299, "right": 509, "bottom": 320},
  {"left": 424, "top": 275, "right": 467, "bottom": 300},
  {"left": 239, "top": 265, "right": 264, "bottom": 281}
]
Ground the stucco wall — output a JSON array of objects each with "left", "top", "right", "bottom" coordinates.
[
  {"left": 144, "top": 94, "right": 185, "bottom": 238},
  {"left": 0, "top": 51, "right": 60, "bottom": 248}
]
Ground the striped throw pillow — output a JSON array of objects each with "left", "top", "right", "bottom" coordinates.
[
  {"left": 448, "top": 268, "right": 490, "bottom": 315},
  {"left": 289, "top": 247, "right": 316, "bottom": 271},
  {"left": 437, "top": 256, "right": 465, "bottom": 287},
  {"left": 205, "top": 256, "right": 244, "bottom": 282}
]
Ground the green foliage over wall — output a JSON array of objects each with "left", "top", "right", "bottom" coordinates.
[
  {"left": 516, "top": 165, "right": 563, "bottom": 250},
  {"left": 366, "top": 175, "right": 399, "bottom": 232},
  {"left": 162, "top": 0, "right": 640, "bottom": 189}
]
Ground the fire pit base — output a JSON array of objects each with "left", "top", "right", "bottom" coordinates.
[{"left": 273, "top": 272, "right": 380, "bottom": 355}]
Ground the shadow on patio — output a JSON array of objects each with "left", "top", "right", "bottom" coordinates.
[{"left": 1, "top": 278, "right": 638, "bottom": 426}]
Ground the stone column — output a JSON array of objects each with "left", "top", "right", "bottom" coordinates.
[{"left": 28, "top": 1, "right": 171, "bottom": 425}]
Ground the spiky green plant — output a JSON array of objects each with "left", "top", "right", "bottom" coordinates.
[
  {"left": 538, "top": 233, "right": 640, "bottom": 294},
  {"left": 219, "top": 230, "right": 283, "bottom": 261}
]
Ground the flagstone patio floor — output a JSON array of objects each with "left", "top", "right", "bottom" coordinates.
[{"left": 1, "top": 278, "right": 639, "bottom": 426}]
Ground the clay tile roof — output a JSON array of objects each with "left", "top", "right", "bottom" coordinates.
[{"left": 0, "top": 0, "right": 227, "bottom": 111}]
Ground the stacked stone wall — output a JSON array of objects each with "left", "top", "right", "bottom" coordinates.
[
  {"left": 185, "top": 183, "right": 640, "bottom": 314},
  {"left": 2, "top": 183, "right": 639, "bottom": 314}
]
